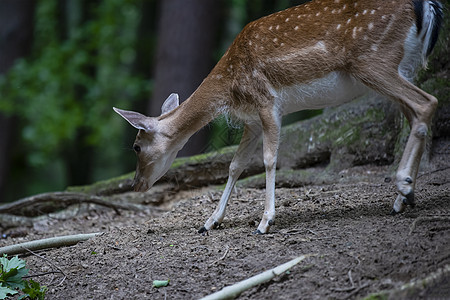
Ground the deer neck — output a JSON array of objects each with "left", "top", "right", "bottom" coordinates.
[{"left": 158, "top": 78, "right": 226, "bottom": 149}]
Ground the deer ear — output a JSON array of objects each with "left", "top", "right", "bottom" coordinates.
[
  {"left": 113, "top": 107, "right": 154, "bottom": 132},
  {"left": 161, "top": 93, "right": 179, "bottom": 115}
]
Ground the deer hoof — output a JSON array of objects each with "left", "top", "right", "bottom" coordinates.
[
  {"left": 198, "top": 226, "right": 208, "bottom": 234},
  {"left": 252, "top": 229, "right": 264, "bottom": 235},
  {"left": 402, "top": 191, "right": 415, "bottom": 207}
]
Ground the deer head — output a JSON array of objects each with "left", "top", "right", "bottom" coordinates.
[{"left": 113, "top": 93, "right": 180, "bottom": 192}]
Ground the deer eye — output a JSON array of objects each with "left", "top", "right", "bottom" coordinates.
[{"left": 133, "top": 144, "right": 141, "bottom": 153}]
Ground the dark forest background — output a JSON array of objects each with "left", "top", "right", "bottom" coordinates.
[{"left": 0, "top": 0, "right": 311, "bottom": 203}]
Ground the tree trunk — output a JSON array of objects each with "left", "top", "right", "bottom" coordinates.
[
  {"left": 60, "top": 0, "right": 97, "bottom": 186},
  {"left": 0, "top": 0, "right": 35, "bottom": 202},
  {"left": 150, "top": 0, "right": 221, "bottom": 157}
]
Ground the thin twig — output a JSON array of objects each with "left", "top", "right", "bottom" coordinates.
[
  {"left": 23, "top": 271, "right": 63, "bottom": 278},
  {"left": 23, "top": 247, "right": 67, "bottom": 286},
  {"left": 341, "top": 283, "right": 369, "bottom": 300},
  {"left": 409, "top": 216, "right": 450, "bottom": 235},
  {"left": 209, "top": 247, "right": 230, "bottom": 267},
  {"left": 417, "top": 166, "right": 450, "bottom": 179},
  {"left": 332, "top": 270, "right": 356, "bottom": 292},
  {"left": 348, "top": 270, "right": 354, "bottom": 288},
  {"left": 107, "top": 244, "right": 123, "bottom": 251},
  {"left": 280, "top": 229, "right": 303, "bottom": 235},
  {"left": 207, "top": 192, "right": 215, "bottom": 203},
  {"left": 307, "top": 229, "right": 318, "bottom": 236},
  {"left": 348, "top": 253, "right": 361, "bottom": 267}
]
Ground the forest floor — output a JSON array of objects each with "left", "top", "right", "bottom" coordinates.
[{"left": 1, "top": 140, "right": 449, "bottom": 300}]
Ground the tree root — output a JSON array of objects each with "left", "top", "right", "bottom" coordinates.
[
  {"left": 0, "top": 232, "right": 102, "bottom": 255},
  {"left": 0, "top": 214, "right": 34, "bottom": 230},
  {"left": 0, "top": 191, "right": 158, "bottom": 217}
]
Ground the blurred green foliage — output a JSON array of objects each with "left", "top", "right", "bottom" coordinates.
[
  {"left": 0, "top": 0, "right": 149, "bottom": 199},
  {"left": 0, "top": 0, "right": 148, "bottom": 166}
]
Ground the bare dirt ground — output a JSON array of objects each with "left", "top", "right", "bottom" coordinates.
[{"left": 1, "top": 142, "right": 449, "bottom": 299}]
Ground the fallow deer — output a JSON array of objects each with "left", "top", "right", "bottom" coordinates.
[{"left": 114, "top": 0, "right": 443, "bottom": 234}]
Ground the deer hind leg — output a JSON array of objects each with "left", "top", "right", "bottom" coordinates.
[
  {"left": 391, "top": 84, "right": 437, "bottom": 213},
  {"left": 199, "top": 122, "right": 262, "bottom": 234},
  {"left": 357, "top": 71, "right": 437, "bottom": 214},
  {"left": 255, "top": 106, "right": 282, "bottom": 234}
]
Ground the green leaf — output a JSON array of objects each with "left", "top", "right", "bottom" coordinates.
[
  {"left": 152, "top": 280, "right": 170, "bottom": 288},
  {"left": 0, "top": 255, "right": 25, "bottom": 273},
  {"left": 0, "top": 256, "right": 46, "bottom": 299},
  {"left": 0, "top": 256, "right": 28, "bottom": 290},
  {"left": 1, "top": 268, "right": 18, "bottom": 282},
  {"left": 20, "top": 279, "right": 47, "bottom": 300},
  {"left": 0, "top": 285, "right": 18, "bottom": 299}
]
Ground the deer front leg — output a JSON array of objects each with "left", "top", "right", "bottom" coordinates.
[
  {"left": 199, "top": 123, "right": 262, "bottom": 234},
  {"left": 254, "top": 107, "right": 281, "bottom": 234}
]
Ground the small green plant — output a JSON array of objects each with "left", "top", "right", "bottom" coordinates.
[{"left": 0, "top": 255, "right": 47, "bottom": 300}]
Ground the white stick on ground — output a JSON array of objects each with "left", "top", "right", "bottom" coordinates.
[
  {"left": 0, "top": 232, "right": 103, "bottom": 255},
  {"left": 199, "top": 254, "right": 314, "bottom": 300}
]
